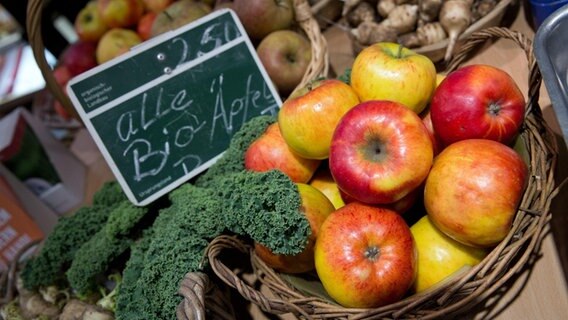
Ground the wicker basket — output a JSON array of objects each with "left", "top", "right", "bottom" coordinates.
[
  {"left": 25, "top": 0, "right": 330, "bottom": 121},
  {"left": 205, "top": 27, "right": 560, "bottom": 319},
  {"left": 347, "top": 0, "right": 516, "bottom": 63}
]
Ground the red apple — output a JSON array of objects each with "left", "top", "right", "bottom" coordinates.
[
  {"left": 75, "top": 1, "right": 109, "bottom": 42},
  {"left": 430, "top": 64, "right": 526, "bottom": 146},
  {"left": 59, "top": 41, "right": 98, "bottom": 76},
  {"left": 329, "top": 100, "right": 433, "bottom": 204},
  {"left": 256, "top": 30, "right": 311, "bottom": 96},
  {"left": 350, "top": 42, "right": 437, "bottom": 114},
  {"left": 314, "top": 202, "right": 416, "bottom": 308},
  {"left": 424, "top": 139, "right": 528, "bottom": 247},
  {"left": 150, "top": 0, "right": 212, "bottom": 37},
  {"left": 232, "top": 0, "right": 294, "bottom": 41},
  {"left": 421, "top": 109, "right": 443, "bottom": 156},
  {"left": 98, "top": 0, "right": 145, "bottom": 28},
  {"left": 137, "top": 12, "right": 157, "bottom": 41},
  {"left": 255, "top": 183, "right": 335, "bottom": 274},
  {"left": 96, "top": 28, "right": 142, "bottom": 64},
  {"left": 244, "top": 123, "right": 320, "bottom": 183},
  {"left": 278, "top": 79, "right": 360, "bottom": 160},
  {"left": 53, "top": 65, "right": 73, "bottom": 87},
  {"left": 142, "top": 0, "right": 173, "bottom": 13}
]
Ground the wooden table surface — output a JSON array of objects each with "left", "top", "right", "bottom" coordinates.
[{"left": 70, "top": 2, "right": 568, "bottom": 318}]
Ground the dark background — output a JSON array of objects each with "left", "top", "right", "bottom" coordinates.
[{"left": 3, "top": 0, "right": 89, "bottom": 56}]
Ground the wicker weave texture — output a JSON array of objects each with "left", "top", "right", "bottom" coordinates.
[{"left": 205, "top": 27, "right": 560, "bottom": 320}]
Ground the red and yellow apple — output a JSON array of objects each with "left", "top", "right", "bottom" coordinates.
[
  {"left": 137, "top": 12, "right": 157, "bottom": 41},
  {"left": 98, "top": 0, "right": 145, "bottom": 28},
  {"left": 411, "top": 215, "right": 488, "bottom": 293},
  {"left": 244, "top": 123, "right": 320, "bottom": 183},
  {"left": 278, "top": 79, "right": 360, "bottom": 160},
  {"left": 256, "top": 30, "right": 311, "bottom": 96},
  {"left": 350, "top": 42, "right": 437, "bottom": 114},
  {"left": 59, "top": 41, "right": 98, "bottom": 76},
  {"left": 421, "top": 109, "right": 443, "bottom": 156},
  {"left": 314, "top": 202, "right": 416, "bottom": 308},
  {"left": 232, "top": 0, "right": 295, "bottom": 41},
  {"left": 424, "top": 139, "right": 528, "bottom": 247},
  {"left": 329, "top": 100, "right": 433, "bottom": 204},
  {"left": 429, "top": 64, "right": 526, "bottom": 146},
  {"left": 309, "top": 165, "right": 344, "bottom": 209},
  {"left": 96, "top": 28, "right": 142, "bottom": 64},
  {"left": 255, "top": 183, "right": 335, "bottom": 274},
  {"left": 75, "top": 1, "right": 109, "bottom": 42}
]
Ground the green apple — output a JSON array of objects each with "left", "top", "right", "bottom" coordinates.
[
  {"left": 256, "top": 30, "right": 312, "bottom": 96},
  {"left": 350, "top": 42, "right": 437, "bottom": 114}
]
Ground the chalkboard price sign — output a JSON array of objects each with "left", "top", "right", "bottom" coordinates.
[{"left": 67, "top": 9, "right": 282, "bottom": 206}]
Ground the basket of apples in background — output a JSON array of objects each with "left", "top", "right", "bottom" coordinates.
[
  {"left": 26, "top": 0, "right": 330, "bottom": 122},
  {"left": 204, "top": 27, "right": 559, "bottom": 319}
]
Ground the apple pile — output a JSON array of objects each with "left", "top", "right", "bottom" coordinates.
[{"left": 244, "top": 41, "right": 529, "bottom": 308}]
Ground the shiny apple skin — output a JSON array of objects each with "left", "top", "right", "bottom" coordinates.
[
  {"left": 411, "top": 215, "right": 488, "bottom": 293},
  {"left": 424, "top": 139, "right": 528, "bottom": 247},
  {"left": 255, "top": 183, "right": 335, "bottom": 273},
  {"left": 329, "top": 100, "right": 433, "bottom": 204},
  {"left": 314, "top": 202, "right": 416, "bottom": 308},
  {"left": 278, "top": 79, "right": 360, "bottom": 160},
  {"left": 350, "top": 42, "right": 437, "bottom": 114},
  {"left": 430, "top": 64, "right": 526, "bottom": 146}
]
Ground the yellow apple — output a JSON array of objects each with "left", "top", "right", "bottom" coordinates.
[
  {"left": 350, "top": 42, "right": 437, "bottom": 114},
  {"left": 98, "top": 0, "right": 145, "bottom": 29},
  {"left": 309, "top": 165, "right": 344, "bottom": 209},
  {"left": 96, "top": 28, "right": 142, "bottom": 64},
  {"left": 411, "top": 215, "right": 488, "bottom": 293}
]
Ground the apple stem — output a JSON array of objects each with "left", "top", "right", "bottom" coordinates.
[
  {"left": 396, "top": 44, "right": 404, "bottom": 59},
  {"left": 163, "top": 10, "right": 173, "bottom": 22}
]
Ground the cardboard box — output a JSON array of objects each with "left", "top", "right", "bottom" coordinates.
[
  {"left": 0, "top": 107, "right": 86, "bottom": 214},
  {"left": 0, "top": 176, "right": 44, "bottom": 270}
]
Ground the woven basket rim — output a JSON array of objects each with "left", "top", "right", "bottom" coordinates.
[
  {"left": 25, "top": 0, "right": 329, "bottom": 122},
  {"left": 205, "top": 27, "right": 561, "bottom": 320}
]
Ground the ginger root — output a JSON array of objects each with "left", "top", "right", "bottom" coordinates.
[
  {"left": 381, "top": 4, "right": 419, "bottom": 34},
  {"left": 377, "top": 0, "right": 397, "bottom": 17},
  {"left": 352, "top": 20, "right": 398, "bottom": 45},
  {"left": 346, "top": 1, "right": 377, "bottom": 26},
  {"left": 399, "top": 22, "right": 447, "bottom": 48},
  {"left": 439, "top": 0, "right": 473, "bottom": 61}
]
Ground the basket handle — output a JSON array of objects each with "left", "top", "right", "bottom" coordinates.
[
  {"left": 293, "top": 0, "right": 330, "bottom": 92},
  {"left": 26, "top": 0, "right": 81, "bottom": 121},
  {"left": 206, "top": 235, "right": 314, "bottom": 318},
  {"left": 445, "top": 27, "right": 542, "bottom": 119}
]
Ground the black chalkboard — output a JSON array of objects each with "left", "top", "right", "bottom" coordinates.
[{"left": 67, "top": 9, "right": 282, "bottom": 206}]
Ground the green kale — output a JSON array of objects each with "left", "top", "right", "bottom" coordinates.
[
  {"left": 20, "top": 205, "right": 112, "bottom": 290},
  {"left": 66, "top": 201, "right": 149, "bottom": 295}
]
